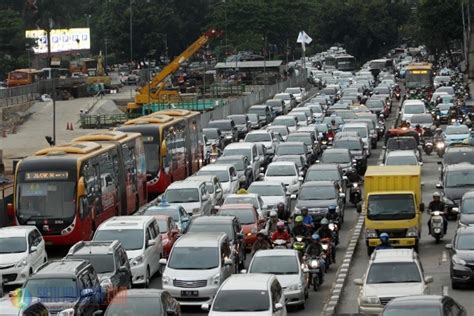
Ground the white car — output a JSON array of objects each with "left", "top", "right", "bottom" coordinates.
[
  {"left": 263, "top": 162, "right": 302, "bottom": 194},
  {"left": 285, "top": 87, "right": 306, "bottom": 103},
  {"left": 248, "top": 181, "right": 289, "bottom": 214},
  {"left": 274, "top": 93, "right": 295, "bottom": 111},
  {"left": 198, "top": 164, "right": 240, "bottom": 198},
  {"left": 204, "top": 273, "right": 287, "bottom": 316},
  {"left": 0, "top": 226, "right": 48, "bottom": 286},
  {"left": 384, "top": 150, "right": 421, "bottom": 166},
  {"left": 271, "top": 115, "right": 299, "bottom": 133},
  {"left": 288, "top": 112, "right": 309, "bottom": 127},
  {"left": 222, "top": 193, "right": 265, "bottom": 218},
  {"left": 93, "top": 216, "right": 163, "bottom": 287},
  {"left": 244, "top": 130, "right": 280, "bottom": 154},
  {"left": 342, "top": 122, "right": 371, "bottom": 156},
  {"left": 223, "top": 142, "right": 261, "bottom": 180},
  {"left": 163, "top": 180, "right": 213, "bottom": 216},
  {"left": 354, "top": 249, "right": 432, "bottom": 314},
  {"left": 401, "top": 99, "right": 426, "bottom": 123}
]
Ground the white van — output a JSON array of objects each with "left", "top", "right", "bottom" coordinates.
[
  {"left": 160, "top": 232, "right": 234, "bottom": 306},
  {"left": 93, "top": 216, "right": 163, "bottom": 287},
  {"left": 401, "top": 99, "right": 426, "bottom": 123}
]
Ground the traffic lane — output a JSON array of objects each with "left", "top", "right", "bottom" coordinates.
[{"left": 150, "top": 202, "right": 360, "bottom": 316}]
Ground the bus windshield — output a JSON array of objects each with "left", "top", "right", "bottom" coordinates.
[{"left": 405, "top": 69, "right": 433, "bottom": 89}]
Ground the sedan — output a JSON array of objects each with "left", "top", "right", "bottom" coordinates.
[
  {"left": 248, "top": 181, "right": 289, "bottom": 215},
  {"left": 215, "top": 155, "right": 254, "bottom": 188},
  {"left": 222, "top": 193, "right": 265, "bottom": 218},
  {"left": 274, "top": 142, "right": 310, "bottom": 164},
  {"left": 383, "top": 295, "right": 466, "bottom": 316},
  {"left": 384, "top": 150, "right": 421, "bottom": 166},
  {"left": 319, "top": 148, "right": 353, "bottom": 173},
  {"left": 443, "top": 124, "right": 471, "bottom": 146},
  {"left": 263, "top": 162, "right": 302, "bottom": 194},
  {"left": 446, "top": 226, "right": 474, "bottom": 288}
]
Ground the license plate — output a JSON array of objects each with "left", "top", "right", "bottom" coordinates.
[{"left": 181, "top": 290, "right": 199, "bottom": 297}]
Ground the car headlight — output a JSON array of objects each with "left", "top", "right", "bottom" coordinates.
[
  {"left": 16, "top": 258, "right": 27, "bottom": 268},
  {"left": 361, "top": 296, "right": 380, "bottom": 305},
  {"left": 366, "top": 230, "right": 377, "bottom": 238},
  {"left": 162, "top": 274, "right": 171, "bottom": 285},
  {"left": 192, "top": 208, "right": 201, "bottom": 214},
  {"left": 453, "top": 255, "right": 466, "bottom": 266},
  {"left": 130, "top": 255, "right": 144, "bottom": 266},
  {"left": 287, "top": 283, "right": 303, "bottom": 291},
  {"left": 225, "top": 135, "right": 233, "bottom": 139},
  {"left": 406, "top": 228, "right": 418, "bottom": 237},
  {"left": 211, "top": 273, "right": 221, "bottom": 285}
]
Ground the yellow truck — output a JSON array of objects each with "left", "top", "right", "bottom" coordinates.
[{"left": 360, "top": 166, "right": 424, "bottom": 256}]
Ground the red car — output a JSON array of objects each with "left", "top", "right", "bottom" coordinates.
[
  {"left": 217, "top": 203, "right": 265, "bottom": 250},
  {"left": 154, "top": 215, "right": 180, "bottom": 258}
]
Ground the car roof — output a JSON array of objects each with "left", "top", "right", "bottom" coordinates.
[
  {"left": 175, "top": 232, "right": 227, "bottom": 247},
  {"left": 277, "top": 141, "right": 304, "bottom": 146},
  {"left": 191, "top": 215, "right": 235, "bottom": 224},
  {"left": 113, "top": 289, "right": 165, "bottom": 299},
  {"left": 343, "top": 122, "right": 368, "bottom": 128},
  {"left": 98, "top": 215, "right": 155, "bottom": 230},
  {"left": 308, "top": 164, "right": 340, "bottom": 171},
  {"left": 200, "top": 164, "right": 232, "bottom": 171},
  {"left": 220, "top": 274, "right": 274, "bottom": 291},
  {"left": 187, "top": 175, "right": 218, "bottom": 182},
  {"left": 220, "top": 203, "right": 255, "bottom": 210},
  {"left": 463, "top": 191, "right": 474, "bottom": 199},
  {"left": 250, "top": 104, "right": 268, "bottom": 109},
  {"left": 0, "top": 226, "right": 36, "bottom": 238},
  {"left": 445, "top": 163, "right": 474, "bottom": 171},
  {"left": 226, "top": 193, "right": 259, "bottom": 199},
  {"left": 455, "top": 226, "right": 474, "bottom": 235},
  {"left": 268, "top": 161, "right": 297, "bottom": 167},
  {"left": 301, "top": 180, "right": 335, "bottom": 188},
  {"left": 225, "top": 142, "right": 255, "bottom": 149},
  {"left": 252, "top": 249, "right": 299, "bottom": 257},
  {"left": 335, "top": 136, "right": 362, "bottom": 142},
  {"left": 371, "top": 248, "right": 417, "bottom": 263},
  {"left": 386, "top": 150, "right": 417, "bottom": 157},
  {"left": 247, "top": 130, "right": 272, "bottom": 134},
  {"left": 34, "top": 259, "right": 89, "bottom": 277},
  {"left": 323, "top": 148, "right": 350, "bottom": 154},
  {"left": 210, "top": 119, "right": 232, "bottom": 123},
  {"left": 386, "top": 295, "right": 444, "bottom": 306},
  {"left": 166, "top": 180, "right": 204, "bottom": 189}
]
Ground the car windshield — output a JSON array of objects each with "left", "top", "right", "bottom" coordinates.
[
  {"left": 143, "top": 207, "right": 179, "bottom": 221},
  {"left": 444, "top": 151, "right": 474, "bottom": 165},
  {"left": 106, "top": 297, "right": 162, "bottom": 315},
  {"left": 446, "top": 126, "right": 469, "bottom": 135},
  {"left": 209, "top": 121, "right": 231, "bottom": 131},
  {"left": 299, "top": 186, "right": 336, "bottom": 200},
  {"left": 249, "top": 108, "right": 267, "bottom": 116},
  {"left": 216, "top": 158, "right": 244, "bottom": 171},
  {"left": 224, "top": 196, "right": 259, "bottom": 209},
  {"left": 446, "top": 170, "right": 474, "bottom": 187},
  {"left": 367, "top": 194, "right": 416, "bottom": 220},
  {"left": 212, "top": 290, "right": 270, "bottom": 312},
  {"left": 344, "top": 127, "right": 367, "bottom": 138},
  {"left": 387, "top": 138, "right": 417, "bottom": 150},
  {"left": 245, "top": 133, "right": 271, "bottom": 142},
  {"left": 306, "top": 170, "right": 339, "bottom": 181},
  {"left": 276, "top": 145, "right": 305, "bottom": 155},
  {"left": 411, "top": 115, "right": 433, "bottom": 124},
  {"left": 462, "top": 198, "right": 474, "bottom": 214},
  {"left": 367, "top": 262, "right": 421, "bottom": 284},
  {"left": 287, "top": 135, "right": 311, "bottom": 145},
  {"left": 0, "top": 237, "right": 26, "bottom": 253},
  {"left": 203, "top": 129, "right": 219, "bottom": 139},
  {"left": 94, "top": 229, "right": 144, "bottom": 250},
  {"left": 275, "top": 94, "right": 291, "bottom": 100},
  {"left": 322, "top": 151, "right": 351, "bottom": 163},
  {"left": 168, "top": 246, "right": 219, "bottom": 269},
  {"left": 250, "top": 255, "right": 299, "bottom": 274},
  {"left": 230, "top": 116, "right": 246, "bottom": 124},
  {"left": 316, "top": 124, "right": 328, "bottom": 133},
  {"left": 335, "top": 140, "right": 362, "bottom": 150},
  {"left": 156, "top": 219, "right": 168, "bottom": 232},
  {"left": 17, "top": 181, "right": 76, "bottom": 219},
  {"left": 198, "top": 170, "right": 230, "bottom": 182},
  {"left": 165, "top": 188, "right": 200, "bottom": 203},
  {"left": 266, "top": 165, "right": 296, "bottom": 177},
  {"left": 438, "top": 104, "right": 451, "bottom": 111},
  {"left": 223, "top": 148, "right": 252, "bottom": 160},
  {"left": 404, "top": 104, "right": 425, "bottom": 114},
  {"left": 273, "top": 117, "right": 296, "bottom": 127},
  {"left": 188, "top": 223, "right": 234, "bottom": 240},
  {"left": 386, "top": 155, "right": 418, "bottom": 166},
  {"left": 269, "top": 127, "right": 289, "bottom": 136},
  {"left": 248, "top": 184, "right": 284, "bottom": 196},
  {"left": 24, "top": 278, "right": 78, "bottom": 300},
  {"left": 218, "top": 209, "right": 255, "bottom": 225},
  {"left": 68, "top": 254, "right": 115, "bottom": 273},
  {"left": 383, "top": 306, "right": 441, "bottom": 316},
  {"left": 456, "top": 234, "right": 474, "bottom": 250},
  {"left": 247, "top": 114, "right": 259, "bottom": 123}
]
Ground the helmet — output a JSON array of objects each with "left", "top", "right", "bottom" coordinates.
[
  {"left": 328, "top": 205, "right": 336, "bottom": 213},
  {"left": 277, "top": 202, "right": 285, "bottom": 210},
  {"left": 433, "top": 192, "right": 441, "bottom": 198},
  {"left": 380, "top": 232, "right": 389, "bottom": 241},
  {"left": 416, "top": 124, "right": 421, "bottom": 129},
  {"left": 312, "top": 233, "right": 320, "bottom": 241},
  {"left": 295, "top": 216, "right": 303, "bottom": 224},
  {"left": 301, "top": 207, "right": 309, "bottom": 213},
  {"left": 257, "top": 229, "right": 266, "bottom": 237},
  {"left": 237, "top": 188, "right": 248, "bottom": 194},
  {"left": 320, "top": 218, "right": 329, "bottom": 226},
  {"left": 277, "top": 221, "right": 285, "bottom": 228}
]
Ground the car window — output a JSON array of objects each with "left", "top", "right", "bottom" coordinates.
[
  {"left": 148, "top": 223, "right": 158, "bottom": 239},
  {"left": 153, "top": 221, "right": 160, "bottom": 235}
]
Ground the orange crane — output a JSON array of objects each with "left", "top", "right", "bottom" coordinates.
[{"left": 127, "top": 28, "right": 222, "bottom": 112}]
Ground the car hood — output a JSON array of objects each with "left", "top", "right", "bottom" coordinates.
[
  {"left": 296, "top": 199, "right": 337, "bottom": 210},
  {"left": 454, "top": 250, "right": 474, "bottom": 262},
  {"left": 363, "top": 282, "right": 425, "bottom": 298},
  {"left": 164, "top": 267, "right": 220, "bottom": 279},
  {"left": 126, "top": 249, "right": 144, "bottom": 261},
  {"left": 276, "top": 274, "right": 301, "bottom": 288},
  {"left": 445, "top": 134, "right": 470, "bottom": 141},
  {"left": 41, "top": 299, "right": 78, "bottom": 313},
  {"left": 264, "top": 176, "right": 298, "bottom": 186},
  {"left": 0, "top": 253, "right": 26, "bottom": 266},
  {"left": 445, "top": 187, "right": 474, "bottom": 203},
  {"left": 260, "top": 196, "right": 285, "bottom": 208},
  {"left": 459, "top": 213, "right": 474, "bottom": 226}
]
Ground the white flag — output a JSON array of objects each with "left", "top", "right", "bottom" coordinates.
[{"left": 296, "top": 31, "right": 312, "bottom": 44}]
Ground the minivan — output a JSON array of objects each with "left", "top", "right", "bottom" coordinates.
[{"left": 160, "top": 232, "right": 234, "bottom": 306}]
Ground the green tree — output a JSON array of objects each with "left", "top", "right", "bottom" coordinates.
[{"left": 0, "top": 9, "right": 30, "bottom": 77}]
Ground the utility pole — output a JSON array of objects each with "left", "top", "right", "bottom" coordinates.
[{"left": 263, "top": 34, "right": 267, "bottom": 85}]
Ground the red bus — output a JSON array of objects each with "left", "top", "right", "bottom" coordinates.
[
  {"left": 72, "top": 131, "right": 147, "bottom": 215},
  {"left": 117, "top": 109, "right": 203, "bottom": 199},
  {"left": 8, "top": 138, "right": 145, "bottom": 246}
]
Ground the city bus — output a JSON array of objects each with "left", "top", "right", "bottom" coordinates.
[
  {"left": 72, "top": 131, "right": 147, "bottom": 215},
  {"left": 117, "top": 109, "right": 203, "bottom": 199},
  {"left": 8, "top": 142, "right": 126, "bottom": 245},
  {"left": 335, "top": 55, "right": 356, "bottom": 72},
  {"left": 6, "top": 69, "right": 43, "bottom": 87},
  {"left": 405, "top": 62, "right": 434, "bottom": 90}
]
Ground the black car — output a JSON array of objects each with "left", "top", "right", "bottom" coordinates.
[
  {"left": 459, "top": 191, "right": 474, "bottom": 226},
  {"left": 333, "top": 136, "right": 368, "bottom": 174},
  {"left": 203, "top": 127, "right": 225, "bottom": 149},
  {"left": 383, "top": 295, "right": 466, "bottom": 316},
  {"left": 98, "top": 289, "right": 181, "bottom": 316},
  {"left": 447, "top": 226, "right": 474, "bottom": 288},
  {"left": 186, "top": 216, "right": 245, "bottom": 270},
  {"left": 286, "top": 132, "right": 320, "bottom": 163},
  {"left": 437, "top": 163, "right": 474, "bottom": 218},
  {"left": 305, "top": 164, "right": 347, "bottom": 193},
  {"left": 23, "top": 260, "right": 101, "bottom": 315},
  {"left": 65, "top": 240, "right": 132, "bottom": 305},
  {"left": 208, "top": 119, "right": 239, "bottom": 144},
  {"left": 228, "top": 114, "right": 251, "bottom": 139}
]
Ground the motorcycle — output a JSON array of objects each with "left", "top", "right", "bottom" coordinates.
[
  {"left": 349, "top": 182, "right": 362, "bottom": 206},
  {"left": 209, "top": 152, "right": 219, "bottom": 164},
  {"left": 273, "top": 239, "right": 290, "bottom": 249},
  {"left": 328, "top": 220, "right": 340, "bottom": 246},
  {"left": 430, "top": 211, "right": 445, "bottom": 243},
  {"left": 423, "top": 137, "right": 433, "bottom": 155},
  {"left": 435, "top": 139, "right": 445, "bottom": 158},
  {"left": 292, "top": 235, "right": 307, "bottom": 259},
  {"left": 304, "top": 256, "right": 324, "bottom": 291},
  {"left": 321, "top": 238, "right": 333, "bottom": 268}
]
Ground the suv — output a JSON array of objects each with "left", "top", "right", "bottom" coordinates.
[
  {"left": 65, "top": 241, "right": 132, "bottom": 304},
  {"left": 186, "top": 216, "right": 245, "bottom": 271},
  {"left": 23, "top": 259, "right": 102, "bottom": 315},
  {"left": 354, "top": 249, "right": 433, "bottom": 314},
  {"left": 0, "top": 226, "right": 48, "bottom": 286},
  {"left": 163, "top": 180, "right": 213, "bottom": 216}
]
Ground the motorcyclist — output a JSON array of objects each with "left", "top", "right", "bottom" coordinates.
[
  {"left": 276, "top": 202, "right": 290, "bottom": 222},
  {"left": 271, "top": 221, "right": 291, "bottom": 242},
  {"left": 375, "top": 232, "right": 393, "bottom": 250},
  {"left": 301, "top": 207, "right": 314, "bottom": 231},
  {"left": 265, "top": 211, "right": 279, "bottom": 235},
  {"left": 316, "top": 218, "right": 336, "bottom": 262},
  {"left": 237, "top": 188, "right": 248, "bottom": 194},
  {"left": 400, "top": 120, "right": 409, "bottom": 128},
  {"left": 326, "top": 205, "right": 339, "bottom": 222},
  {"left": 292, "top": 216, "right": 310, "bottom": 238},
  {"left": 304, "top": 234, "right": 326, "bottom": 279},
  {"left": 210, "top": 143, "right": 221, "bottom": 155},
  {"left": 330, "top": 118, "right": 338, "bottom": 130},
  {"left": 414, "top": 124, "right": 423, "bottom": 136},
  {"left": 251, "top": 230, "right": 272, "bottom": 256},
  {"left": 427, "top": 192, "right": 447, "bottom": 235}
]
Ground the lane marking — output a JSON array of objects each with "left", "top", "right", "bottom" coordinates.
[
  {"left": 442, "top": 285, "right": 449, "bottom": 296},
  {"left": 441, "top": 251, "right": 448, "bottom": 263}
]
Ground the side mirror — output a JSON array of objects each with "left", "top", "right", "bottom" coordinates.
[
  {"left": 445, "top": 244, "right": 453, "bottom": 250},
  {"left": 80, "top": 288, "right": 94, "bottom": 297},
  {"left": 436, "top": 183, "right": 443, "bottom": 189},
  {"left": 224, "top": 258, "right": 233, "bottom": 266},
  {"left": 30, "top": 246, "right": 38, "bottom": 253},
  {"left": 353, "top": 278, "right": 363, "bottom": 286},
  {"left": 356, "top": 204, "right": 362, "bottom": 213},
  {"left": 424, "top": 276, "right": 434, "bottom": 284},
  {"left": 201, "top": 303, "right": 210, "bottom": 312},
  {"left": 274, "top": 303, "right": 284, "bottom": 312},
  {"left": 159, "top": 258, "right": 168, "bottom": 265},
  {"left": 147, "top": 239, "right": 156, "bottom": 247}
]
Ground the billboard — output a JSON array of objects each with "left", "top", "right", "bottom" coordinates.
[{"left": 25, "top": 28, "right": 91, "bottom": 54}]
